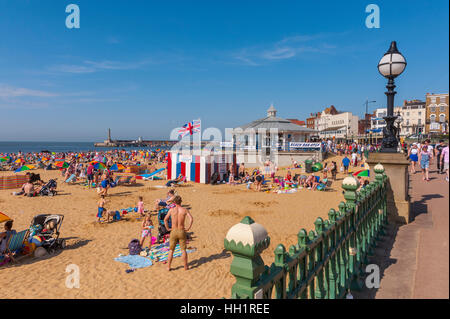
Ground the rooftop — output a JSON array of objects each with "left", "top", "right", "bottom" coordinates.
[
  {"left": 287, "top": 119, "right": 306, "bottom": 126},
  {"left": 234, "top": 105, "right": 315, "bottom": 133}
]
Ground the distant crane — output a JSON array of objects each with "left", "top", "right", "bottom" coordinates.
[{"left": 364, "top": 99, "right": 376, "bottom": 142}]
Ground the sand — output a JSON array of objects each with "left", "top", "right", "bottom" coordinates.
[{"left": 1, "top": 155, "right": 359, "bottom": 299}]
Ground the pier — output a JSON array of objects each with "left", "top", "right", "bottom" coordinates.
[{"left": 94, "top": 128, "right": 177, "bottom": 148}]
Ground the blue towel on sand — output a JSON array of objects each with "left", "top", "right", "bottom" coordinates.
[
  {"left": 114, "top": 255, "right": 153, "bottom": 269},
  {"left": 65, "top": 174, "right": 76, "bottom": 183}
]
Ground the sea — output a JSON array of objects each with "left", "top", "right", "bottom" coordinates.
[{"left": 0, "top": 142, "right": 168, "bottom": 154}]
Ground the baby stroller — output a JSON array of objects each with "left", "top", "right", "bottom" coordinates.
[
  {"left": 29, "top": 214, "right": 66, "bottom": 253},
  {"left": 210, "top": 172, "right": 219, "bottom": 185},
  {"left": 157, "top": 208, "right": 171, "bottom": 243},
  {"left": 39, "top": 179, "right": 57, "bottom": 196}
]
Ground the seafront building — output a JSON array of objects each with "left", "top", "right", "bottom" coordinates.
[
  {"left": 425, "top": 93, "right": 449, "bottom": 135},
  {"left": 317, "top": 110, "right": 359, "bottom": 141},
  {"left": 371, "top": 95, "right": 447, "bottom": 138},
  {"left": 230, "top": 104, "right": 320, "bottom": 167},
  {"left": 306, "top": 112, "right": 321, "bottom": 131},
  {"left": 231, "top": 104, "right": 315, "bottom": 151},
  {"left": 398, "top": 99, "right": 426, "bottom": 136},
  {"left": 358, "top": 113, "right": 375, "bottom": 136}
]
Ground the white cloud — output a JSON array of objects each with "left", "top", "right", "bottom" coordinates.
[
  {"left": 232, "top": 33, "right": 338, "bottom": 65},
  {"left": 0, "top": 84, "right": 58, "bottom": 98},
  {"left": 52, "top": 64, "right": 97, "bottom": 74},
  {"left": 51, "top": 59, "right": 153, "bottom": 74}
]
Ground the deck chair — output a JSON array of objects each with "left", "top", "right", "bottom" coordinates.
[
  {"left": 6, "top": 229, "right": 29, "bottom": 262},
  {"left": 65, "top": 174, "right": 77, "bottom": 183},
  {"left": 113, "top": 176, "right": 121, "bottom": 184},
  {"left": 117, "top": 175, "right": 134, "bottom": 185},
  {"left": 317, "top": 178, "right": 329, "bottom": 191}
]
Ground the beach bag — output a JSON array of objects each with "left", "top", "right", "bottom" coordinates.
[{"left": 128, "top": 239, "right": 142, "bottom": 255}]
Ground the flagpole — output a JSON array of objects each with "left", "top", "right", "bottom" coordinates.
[{"left": 198, "top": 118, "right": 201, "bottom": 151}]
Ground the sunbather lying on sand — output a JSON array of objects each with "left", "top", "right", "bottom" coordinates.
[
  {"left": 166, "top": 174, "right": 184, "bottom": 187},
  {"left": 116, "top": 175, "right": 136, "bottom": 185}
]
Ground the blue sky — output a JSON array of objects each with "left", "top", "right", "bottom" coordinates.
[{"left": 0, "top": 0, "right": 448, "bottom": 141}]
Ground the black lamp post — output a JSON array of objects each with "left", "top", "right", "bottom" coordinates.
[
  {"left": 395, "top": 110, "right": 403, "bottom": 143},
  {"left": 377, "top": 41, "right": 407, "bottom": 153}
]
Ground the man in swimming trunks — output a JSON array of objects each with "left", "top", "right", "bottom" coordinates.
[{"left": 164, "top": 195, "right": 193, "bottom": 271}]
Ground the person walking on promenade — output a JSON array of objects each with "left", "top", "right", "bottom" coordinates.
[
  {"left": 408, "top": 143, "right": 419, "bottom": 174},
  {"left": 435, "top": 140, "right": 446, "bottom": 174},
  {"left": 419, "top": 145, "right": 431, "bottom": 182},
  {"left": 424, "top": 139, "right": 434, "bottom": 167},
  {"left": 440, "top": 144, "right": 449, "bottom": 182}
]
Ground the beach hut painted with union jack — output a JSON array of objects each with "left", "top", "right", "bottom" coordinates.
[{"left": 167, "top": 150, "right": 238, "bottom": 184}]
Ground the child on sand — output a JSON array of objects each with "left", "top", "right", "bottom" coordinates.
[
  {"left": 97, "top": 195, "right": 106, "bottom": 222},
  {"left": 137, "top": 196, "right": 145, "bottom": 216},
  {"left": 140, "top": 215, "right": 154, "bottom": 248},
  {"left": 286, "top": 171, "right": 292, "bottom": 182}
]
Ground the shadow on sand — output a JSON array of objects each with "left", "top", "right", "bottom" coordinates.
[{"left": 1, "top": 237, "right": 91, "bottom": 269}]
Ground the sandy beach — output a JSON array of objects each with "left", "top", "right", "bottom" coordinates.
[{"left": 1, "top": 155, "right": 353, "bottom": 299}]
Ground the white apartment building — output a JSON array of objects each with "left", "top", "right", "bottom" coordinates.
[
  {"left": 371, "top": 108, "right": 387, "bottom": 133},
  {"left": 370, "top": 101, "right": 426, "bottom": 137},
  {"left": 318, "top": 111, "right": 359, "bottom": 140},
  {"left": 399, "top": 100, "right": 426, "bottom": 136}
]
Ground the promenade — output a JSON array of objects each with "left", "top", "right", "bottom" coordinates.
[{"left": 354, "top": 163, "right": 449, "bottom": 299}]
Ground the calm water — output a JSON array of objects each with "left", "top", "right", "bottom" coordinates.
[{"left": 0, "top": 142, "right": 167, "bottom": 154}]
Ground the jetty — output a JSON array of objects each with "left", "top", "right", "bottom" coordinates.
[{"left": 94, "top": 128, "right": 177, "bottom": 148}]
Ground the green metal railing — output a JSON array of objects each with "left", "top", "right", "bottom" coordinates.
[{"left": 224, "top": 164, "right": 388, "bottom": 299}]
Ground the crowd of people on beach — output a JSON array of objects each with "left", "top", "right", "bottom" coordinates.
[
  {"left": 1, "top": 148, "right": 197, "bottom": 270},
  {"left": 1, "top": 137, "right": 448, "bottom": 271},
  {"left": 1, "top": 149, "right": 167, "bottom": 196}
]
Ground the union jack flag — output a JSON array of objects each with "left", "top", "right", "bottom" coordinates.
[{"left": 178, "top": 119, "right": 201, "bottom": 138}]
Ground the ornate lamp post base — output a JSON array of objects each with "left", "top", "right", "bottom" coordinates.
[{"left": 380, "top": 115, "right": 399, "bottom": 153}]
